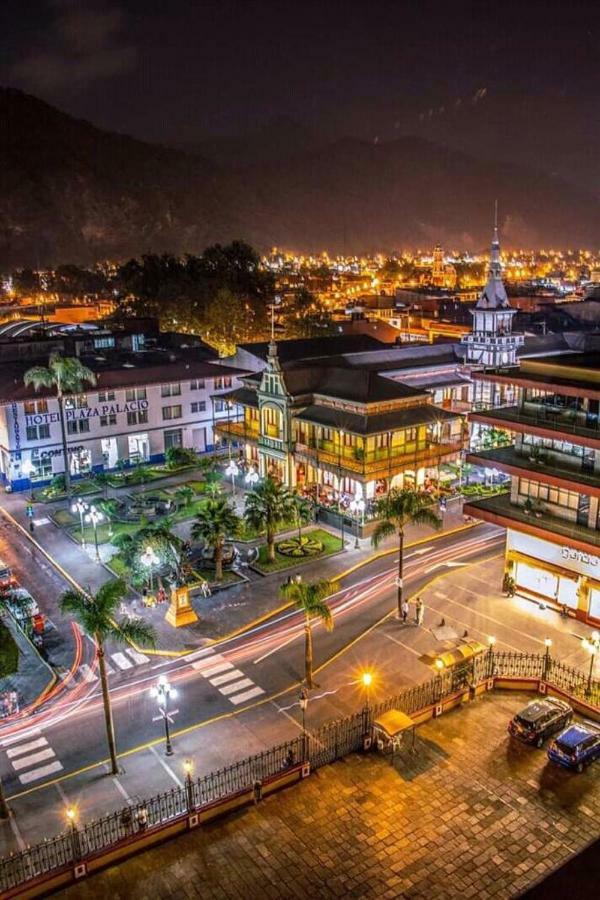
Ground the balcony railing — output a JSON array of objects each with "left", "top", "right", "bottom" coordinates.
[
  {"left": 471, "top": 406, "right": 600, "bottom": 443},
  {"left": 463, "top": 492, "right": 600, "bottom": 550},
  {"left": 295, "top": 439, "right": 463, "bottom": 478},
  {"left": 214, "top": 420, "right": 259, "bottom": 442}
]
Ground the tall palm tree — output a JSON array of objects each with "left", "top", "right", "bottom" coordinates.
[
  {"left": 24, "top": 354, "right": 97, "bottom": 497},
  {"left": 60, "top": 579, "right": 156, "bottom": 775},
  {"left": 192, "top": 497, "right": 240, "bottom": 580},
  {"left": 372, "top": 488, "right": 442, "bottom": 618},
  {"left": 291, "top": 492, "right": 313, "bottom": 545},
  {"left": 279, "top": 578, "right": 338, "bottom": 688},
  {"left": 244, "top": 477, "right": 295, "bottom": 562}
]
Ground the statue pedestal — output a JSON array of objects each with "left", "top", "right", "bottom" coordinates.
[{"left": 165, "top": 585, "right": 198, "bottom": 628}]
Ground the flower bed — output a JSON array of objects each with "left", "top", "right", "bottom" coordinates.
[
  {"left": 252, "top": 528, "right": 343, "bottom": 575},
  {"left": 277, "top": 535, "right": 324, "bottom": 557}
]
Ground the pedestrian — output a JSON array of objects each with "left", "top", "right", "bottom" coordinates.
[
  {"left": 415, "top": 597, "right": 424, "bottom": 626},
  {"left": 401, "top": 599, "right": 409, "bottom": 624}
]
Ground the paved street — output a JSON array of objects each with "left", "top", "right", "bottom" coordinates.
[
  {"left": 3, "top": 544, "right": 600, "bottom": 856},
  {"left": 58, "top": 690, "right": 600, "bottom": 900}
]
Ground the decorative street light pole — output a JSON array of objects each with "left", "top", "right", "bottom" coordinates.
[
  {"left": 487, "top": 635, "right": 496, "bottom": 678},
  {"left": 183, "top": 759, "right": 195, "bottom": 812},
  {"left": 361, "top": 671, "right": 373, "bottom": 734},
  {"left": 141, "top": 545, "right": 160, "bottom": 594},
  {"left": 84, "top": 504, "right": 103, "bottom": 562},
  {"left": 245, "top": 467, "right": 259, "bottom": 489},
  {"left": 349, "top": 496, "right": 365, "bottom": 549},
  {"left": 582, "top": 631, "right": 600, "bottom": 696},
  {"left": 543, "top": 637, "right": 552, "bottom": 682},
  {"left": 151, "top": 674, "right": 177, "bottom": 756},
  {"left": 298, "top": 687, "right": 309, "bottom": 761},
  {"left": 225, "top": 459, "right": 239, "bottom": 496},
  {"left": 72, "top": 498, "right": 89, "bottom": 548}
]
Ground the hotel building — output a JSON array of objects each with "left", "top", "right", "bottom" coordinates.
[
  {"left": 0, "top": 321, "right": 246, "bottom": 491},
  {"left": 465, "top": 354, "right": 600, "bottom": 624}
]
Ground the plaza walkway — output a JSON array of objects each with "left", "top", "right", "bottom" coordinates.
[{"left": 57, "top": 690, "right": 600, "bottom": 899}]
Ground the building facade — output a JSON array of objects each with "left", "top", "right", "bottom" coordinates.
[
  {"left": 0, "top": 324, "right": 246, "bottom": 491},
  {"left": 464, "top": 354, "right": 600, "bottom": 623},
  {"left": 215, "top": 339, "right": 466, "bottom": 515}
]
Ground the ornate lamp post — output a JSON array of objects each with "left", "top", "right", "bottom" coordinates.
[
  {"left": 183, "top": 759, "right": 195, "bottom": 812},
  {"left": 245, "top": 467, "right": 259, "bottom": 489},
  {"left": 151, "top": 674, "right": 177, "bottom": 755},
  {"left": 543, "top": 637, "right": 552, "bottom": 682},
  {"left": 71, "top": 498, "right": 89, "bottom": 548},
  {"left": 225, "top": 459, "right": 239, "bottom": 496},
  {"left": 361, "top": 671, "right": 373, "bottom": 735},
  {"left": 349, "top": 495, "right": 365, "bottom": 549},
  {"left": 487, "top": 635, "right": 496, "bottom": 678},
  {"left": 582, "top": 631, "right": 600, "bottom": 696},
  {"left": 298, "top": 687, "right": 309, "bottom": 761},
  {"left": 84, "top": 504, "right": 103, "bottom": 562},
  {"left": 141, "top": 545, "right": 160, "bottom": 594}
]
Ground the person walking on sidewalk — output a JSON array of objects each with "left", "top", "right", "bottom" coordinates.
[
  {"left": 401, "top": 599, "right": 409, "bottom": 624},
  {"left": 415, "top": 597, "right": 424, "bottom": 626}
]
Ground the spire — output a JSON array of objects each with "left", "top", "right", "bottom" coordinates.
[{"left": 475, "top": 203, "right": 509, "bottom": 309}]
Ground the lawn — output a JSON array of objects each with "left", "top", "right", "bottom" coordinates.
[
  {"left": 171, "top": 497, "right": 208, "bottom": 523},
  {"left": 0, "top": 621, "right": 19, "bottom": 678},
  {"left": 106, "top": 553, "right": 129, "bottom": 578},
  {"left": 33, "top": 478, "right": 100, "bottom": 503},
  {"left": 252, "top": 528, "right": 343, "bottom": 575},
  {"left": 191, "top": 567, "right": 245, "bottom": 589},
  {"left": 69, "top": 521, "right": 141, "bottom": 545},
  {"left": 235, "top": 517, "right": 300, "bottom": 542}
]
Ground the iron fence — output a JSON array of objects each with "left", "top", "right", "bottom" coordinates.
[{"left": 1, "top": 649, "right": 600, "bottom": 893}]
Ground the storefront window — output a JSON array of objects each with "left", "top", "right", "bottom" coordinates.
[{"left": 164, "top": 429, "right": 183, "bottom": 451}]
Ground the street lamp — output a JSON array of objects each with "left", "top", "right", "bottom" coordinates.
[
  {"left": 65, "top": 807, "right": 81, "bottom": 861},
  {"left": 71, "top": 498, "right": 89, "bottom": 548},
  {"left": 141, "top": 545, "right": 160, "bottom": 594},
  {"left": 225, "top": 460, "right": 239, "bottom": 496},
  {"left": 245, "top": 467, "right": 259, "bottom": 488},
  {"left": 84, "top": 504, "right": 103, "bottom": 562},
  {"left": 543, "top": 637, "right": 552, "bottom": 682},
  {"left": 183, "top": 758, "right": 194, "bottom": 812},
  {"left": 21, "top": 459, "right": 35, "bottom": 501},
  {"left": 487, "top": 635, "right": 496, "bottom": 678},
  {"left": 151, "top": 674, "right": 177, "bottom": 755},
  {"left": 582, "top": 631, "right": 600, "bottom": 695},
  {"left": 298, "top": 687, "right": 309, "bottom": 761},
  {"left": 349, "top": 495, "right": 365, "bottom": 549}
]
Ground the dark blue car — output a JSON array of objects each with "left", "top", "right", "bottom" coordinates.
[{"left": 547, "top": 722, "right": 600, "bottom": 773}]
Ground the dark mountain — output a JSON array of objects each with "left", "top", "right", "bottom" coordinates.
[
  {"left": 0, "top": 87, "right": 598, "bottom": 268},
  {"left": 180, "top": 115, "right": 323, "bottom": 166}
]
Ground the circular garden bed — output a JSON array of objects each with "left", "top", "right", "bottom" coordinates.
[{"left": 277, "top": 536, "right": 324, "bottom": 558}]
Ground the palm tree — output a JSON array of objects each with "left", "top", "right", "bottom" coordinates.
[
  {"left": 192, "top": 497, "right": 240, "bottom": 580},
  {"left": 291, "top": 492, "right": 313, "bottom": 545},
  {"left": 60, "top": 579, "right": 156, "bottom": 775},
  {"left": 24, "top": 354, "right": 97, "bottom": 498},
  {"left": 244, "top": 477, "right": 295, "bottom": 562},
  {"left": 372, "top": 488, "right": 442, "bottom": 618},
  {"left": 279, "top": 578, "right": 338, "bottom": 687},
  {"left": 175, "top": 484, "right": 194, "bottom": 510}
]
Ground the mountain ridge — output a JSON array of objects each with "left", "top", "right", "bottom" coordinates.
[{"left": 0, "top": 87, "right": 598, "bottom": 267}]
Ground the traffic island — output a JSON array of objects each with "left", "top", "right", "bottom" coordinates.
[{"left": 250, "top": 528, "right": 343, "bottom": 575}]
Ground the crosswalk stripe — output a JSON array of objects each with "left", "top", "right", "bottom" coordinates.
[
  {"left": 11, "top": 748, "right": 56, "bottom": 772},
  {"left": 79, "top": 664, "right": 98, "bottom": 682},
  {"left": 191, "top": 654, "right": 228, "bottom": 673},
  {"left": 19, "top": 761, "right": 63, "bottom": 785},
  {"left": 198, "top": 661, "right": 234, "bottom": 678},
  {"left": 228, "top": 685, "right": 265, "bottom": 705},
  {"left": 219, "top": 678, "right": 253, "bottom": 696},
  {"left": 6, "top": 738, "right": 48, "bottom": 759},
  {"left": 125, "top": 648, "right": 150, "bottom": 665},
  {"left": 0, "top": 728, "right": 42, "bottom": 748},
  {"left": 209, "top": 669, "right": 245, "bottom": 686},
  {"left": 185, "top": 648, "right": 215, "bottom": 663},
  {"left": 111, "top": 652, "right": 133, "bottom": 670}
]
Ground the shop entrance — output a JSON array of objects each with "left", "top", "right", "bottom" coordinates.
[
  {"left": 128, "top": 433, "right": 149, "bottom": 463},
  {"left": 69, "top": 447, "right": 92, "bottom": 476},
  {"left": 515, "top": 560, "right": 579, "bottom": 609},
  {"left": 101, "top": 437, "right": 118, "bottom": 469}
]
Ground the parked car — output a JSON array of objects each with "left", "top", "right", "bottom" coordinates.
[
  {"left": 547, "top": 722, "right": 600, "bottom": 773},
  {"left": 508, "top": 698, "right": 572, "bottom": 747},
  {"left": 0, "top": 559, "right": 16, "bottom": 590}
]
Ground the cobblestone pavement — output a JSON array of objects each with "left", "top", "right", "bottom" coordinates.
[{"left": 59, "top": 690, "right": 600, "bottom": 900}]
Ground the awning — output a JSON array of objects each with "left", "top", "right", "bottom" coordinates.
[
  {"left": 373, "top": 709, "right": 415, "bottom": 738},
  {"left": 419, "top": 639, "right": 488, "bottom": 670}
]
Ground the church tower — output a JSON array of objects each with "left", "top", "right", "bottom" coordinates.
[{"left": 462, "top": 209, "right": 523, "bottom": 368}]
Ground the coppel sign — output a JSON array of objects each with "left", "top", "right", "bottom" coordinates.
[{"left": 25, "top": 400, "right": 149, "bottom": 427}]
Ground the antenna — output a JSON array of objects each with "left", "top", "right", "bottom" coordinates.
[{"left": 494, "top": 199, "right": 498, "bottom": 230}]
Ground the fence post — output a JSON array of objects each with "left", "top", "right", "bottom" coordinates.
[{"left": 543, "top": 640, "right": 552, "bottom": 683}]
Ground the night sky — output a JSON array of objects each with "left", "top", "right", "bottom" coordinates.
[{"left": 2, "top": 0, "right": 599, "bottom": 187}]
